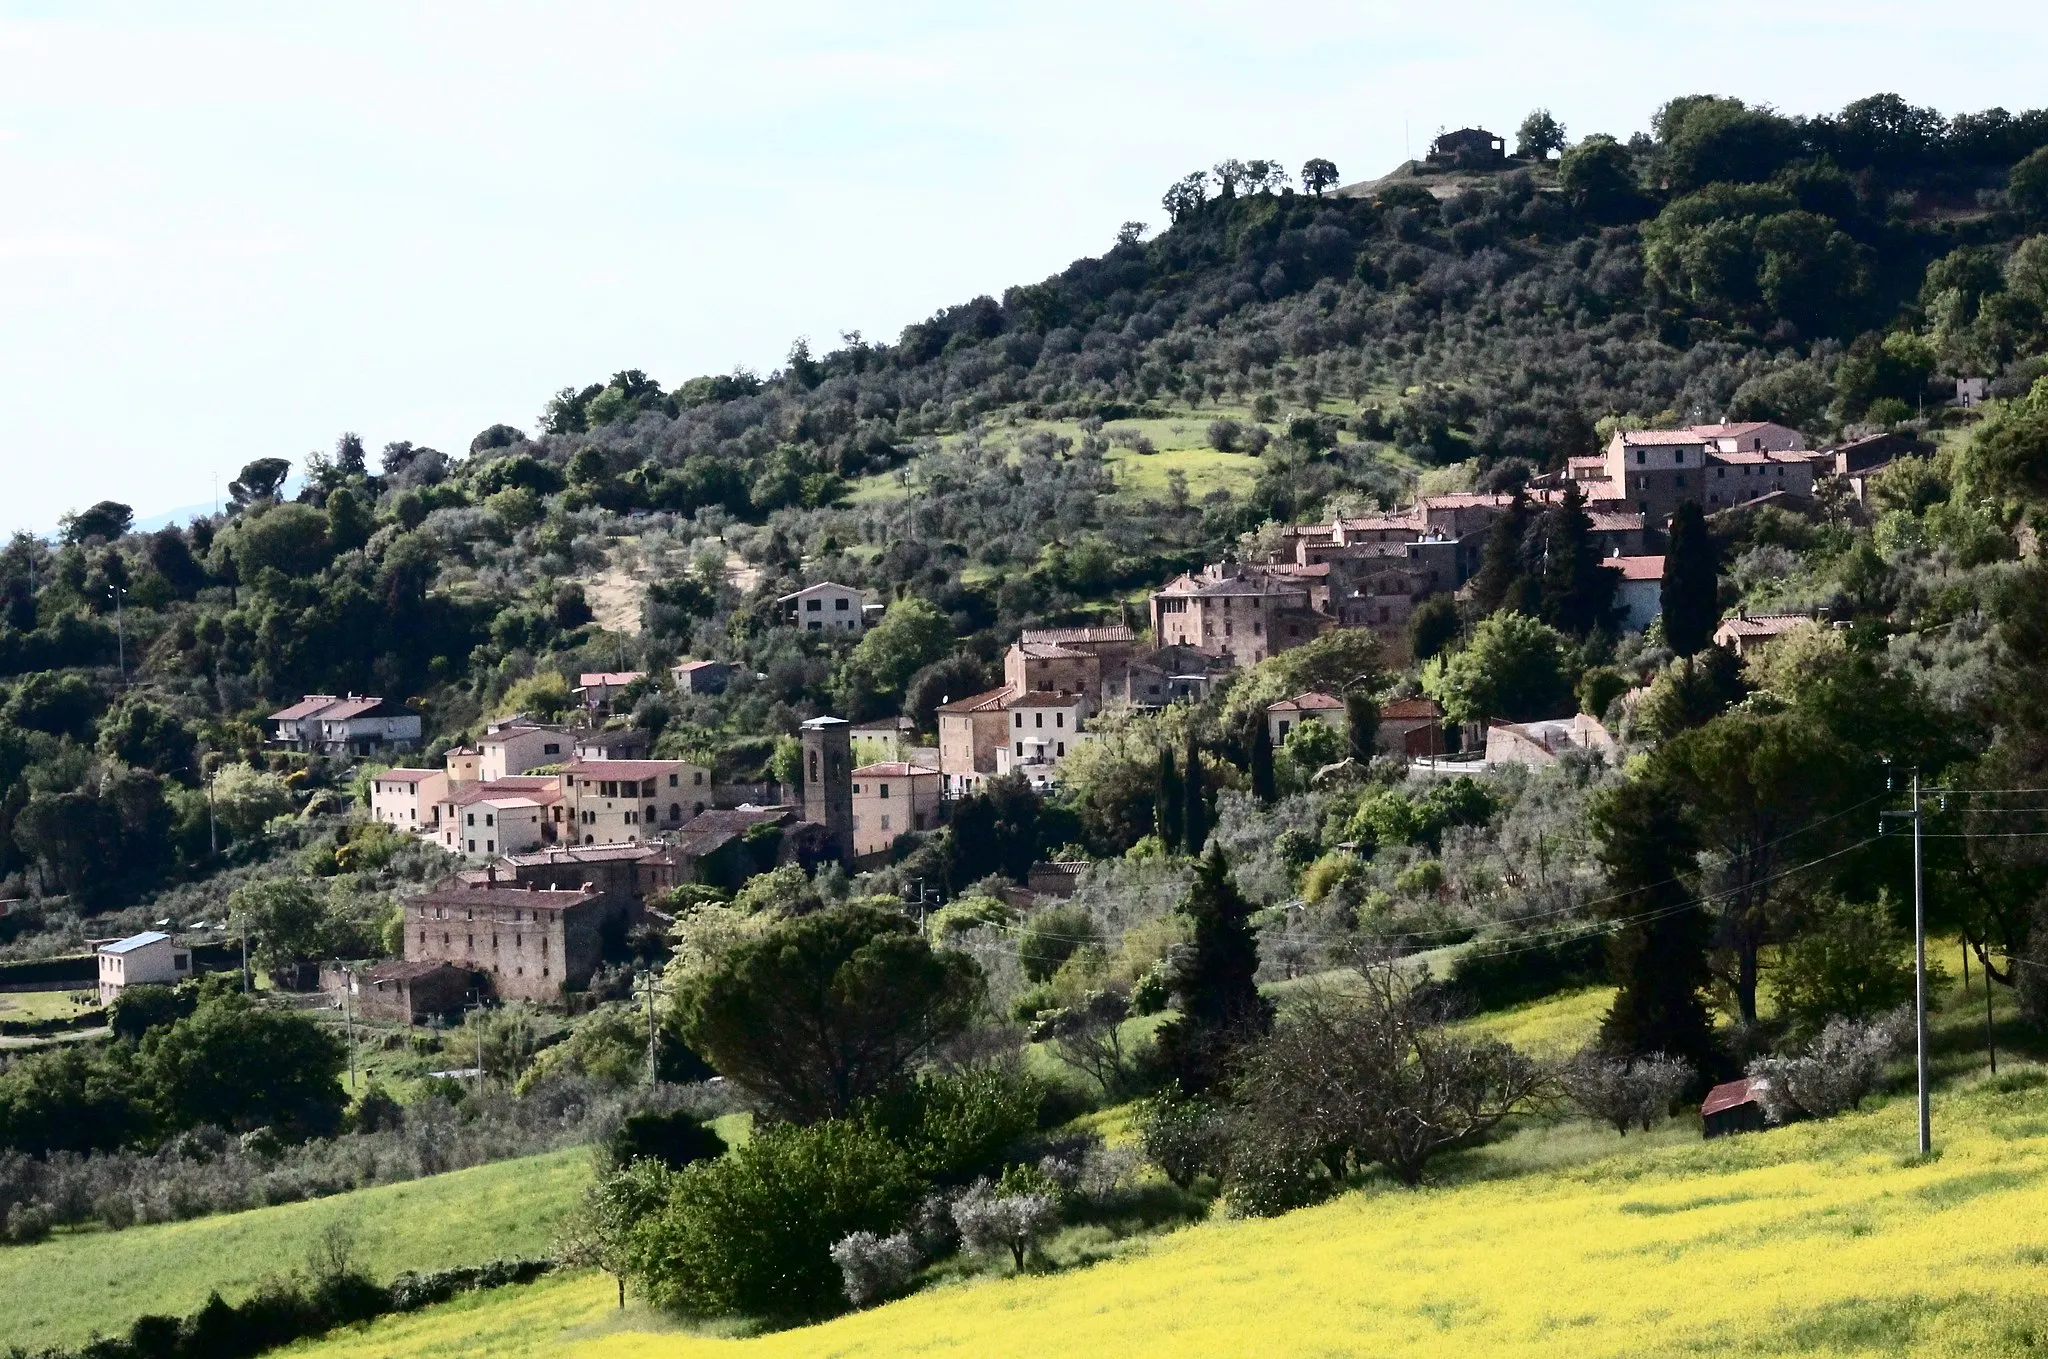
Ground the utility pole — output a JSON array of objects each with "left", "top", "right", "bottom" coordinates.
[
  {"left": 1881, "top": 769, "right": 1930, "bottom": 1156},
  {"left": 637, "top": 970, "right": 669, "bottom": 1087},
  {"left": 110, "top": 584, "right": 125, "bottom": 684},
  {"left": 341, "top": 966, "right": 358, "bottom": 1094}
]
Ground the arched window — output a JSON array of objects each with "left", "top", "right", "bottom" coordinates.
[{"left": 669, "top": 803, "right": 681, "bottom": 822}]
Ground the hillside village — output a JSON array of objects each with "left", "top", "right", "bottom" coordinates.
[{"left": 8, "top": 89, "right": 2048, "bottom": 1359}]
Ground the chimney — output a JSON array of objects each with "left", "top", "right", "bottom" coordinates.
[
  {"left": 581, "top": 881, "right": 596, "bottom": 895},
  {"left": 485, "top": 863, "right": 496, "bottom": 886}
]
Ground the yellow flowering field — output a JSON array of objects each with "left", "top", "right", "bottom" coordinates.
[{"left": 289, "top": 1064, "right": 2048, "bottom": 1359}]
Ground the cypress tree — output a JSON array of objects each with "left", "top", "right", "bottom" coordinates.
[
  {"left": 1156, "top": 845, "right": 1273, "bottom": 1093},
  {"left": 1344, "top": 691, "right": 1380, "bottom": 764},
  {"left": 1591, "top": 783, "right": 1722, "bottom": 1079},
  {"left": 1469, "top": 490, "right": 1535, "bottom": 616},
  {"left": 1249, "top": 717, "right": 1277, "bottom": 803},
  {"left": 1661, "top": 501, "right": 1719, "bottom": 656},
  {"left": 1538, "top": 483, "right": 1618, "bottom": 637},
  {"left": 1156, "top": 745, "right": 1183, "bottom": 852},
  {"left": 1182, "top": 728, "right": 1208, "bottom": 854}
]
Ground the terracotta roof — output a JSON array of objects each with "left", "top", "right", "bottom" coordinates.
[
  {"left": 1616, "top": 430, "right": 1708, "bottom": 446},
  {"left": 496, "top": 843, "right": 673, "bottom": 867},
  {"left": 479, "top": 796, "right": 541, "bottom": 809},
  {"left": 412, "top": 885, "right": 601, "bottom": 910},
  {"left": 1380, "top": 697, "right": 1442, "bottom": 720},
  {"left": 578, "top": 671, "right": 644, "bottom": 688},
  {"left": 449, "top": 777, "right": 562, "bottom": 806},
  {"left": 565, "top": 759, "right": 696, "bottom": 780},
  {"left": 1716, "top": 613, "right": 1815, "bottom": 639},
  {"left": 1005, "top": 691, "right": 1086, "bottom": 708},
  {"left": 378, "top": 768, "right": 441, "bottom": 780},
  {"left": 479, "top": 722, "right": 568, "bottom": 745},
  {"left": 1701, "top": 1076, "right": 1764, "bottom": 1118},
  {"left": 854, "top": 762, "right": 940, "bottom": 777},
  {"left": 313, "top": 696, "right": 392, "bottom": 722},
  {"left": 936, "top": 687, "right": 1015, "bottom": 714},
  {"left": 1271, "top": 691, "right": 1345, "bottom": 712},
  {"left": 851, "top": 715, "right": 914, "bottom": 732},
  {"left": 270, "top": 695, "right": 340, "bottom": 721},
  {"left": 678, "top": 807, "right": 795, "bottom": 835},
  {"left": 1020, "top": 625, "right": 1135, "bottom": 646},
  {"left": 1013, "top": 641, "right": 1090, "bottom": 659},
  {"left": 1418, "top": 493, "right": 1519, "bottom": 509},
  {"left": 1586, "top": 511, "right": 1646, "bottom": 531},
  {"left": 672, "top": 659, "right": 727, "bottom": 672},
  {"left": 1606, "top": 555, "right": 1665, "bottom": 582}
]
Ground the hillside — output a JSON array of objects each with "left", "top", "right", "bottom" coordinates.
[{"left": 283, "top": 1067, "right": 2048, "bottom": 1359}]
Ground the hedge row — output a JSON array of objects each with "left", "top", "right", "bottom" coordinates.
[{"left": 3, "top": 1258, "right": 553, "bottom": 1359}]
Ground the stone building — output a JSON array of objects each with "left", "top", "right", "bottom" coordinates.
[
  {"left": 402, "top": 881, "right": 620, "bottom": 1003},
  {"left": 800, "top": 716, "right": 855, "bottom": 866}
]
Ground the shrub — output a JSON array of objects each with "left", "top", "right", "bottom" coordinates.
[
  {"left": 1222, "top": 1136, "right": 1329, "bottom": 1218},
  {"left": 950, "top": 1179, "right": 1061, "bottom": 1270},
  {"left": 1018, "top": 905, "right": 1100, "bottom": 983},
  {"left": 1559, "top": 1049, "right": 1695, "bottom": 1134},
  {"left": 1747, "top": 1011, "right": 1907, "bottom": 1123},
  {"left": 1136, "top": 1094, "right": 1229, "bottom": 1190},
  {"left": 603, "top": 1108, "right": 728, "bottom": 1173},
  {"left": 863, "top": 1067, "right": 1042, "bottom": 1185},
  {"left": 628, "top": 1118, "right": 923, "bottom": 1319},
  {"left": 829, "top": 1230, "right": 921, "bottom": 1307}
]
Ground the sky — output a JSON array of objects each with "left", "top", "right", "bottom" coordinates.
[{"left": 3, "top": 1, "right": 2046, "bottom": 536}]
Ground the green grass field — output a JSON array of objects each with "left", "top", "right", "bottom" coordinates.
[
  {"left": 0, "top": 1148, "right": 592, "bottom": 1351},
  {"left": 0, "top": 989, "right": 98, "bottom": 1023},
  {"left": 275, "top": 966, "right": 2048, "bottom": 1359}
]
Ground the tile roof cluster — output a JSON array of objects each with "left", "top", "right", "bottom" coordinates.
[
  {"left": 854, "top": 761, "right": 940, "bottom": 777},
  {"left": 413, "top": 885, "right": 601, "bottom": 910},
  {"left": 1270, "top": 691, "right": 1345, "bottom": 712},
  {"left": 1716, "top": 612, "right": 1816, "bottom": 639},
  {"left": 1606, "top": 555, "right": 1666, "bottom": 581}
]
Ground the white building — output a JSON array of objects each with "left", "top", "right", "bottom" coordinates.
[
  {"left": 267, "top": 695, "right": 422, "bottom": 757},
  {"left": 97, "top": 931, "right": 190, "bottom": 1004},
  {"left": 370, "top": 768, "right": 449, "bottom": 832},
  {"left": 996, "top": 692, "right": 1086, "bottom": 790},
  {"left": 777, "top": 582, "right": 869, "bottom": 633},
  {"left": 478, "top": 721, "right": 571, "bottom": 781},
  {"left": 1266, "top": 691, "right": 1347, "bottom": 746},
  {"left": 1607, "top": 555, "right": 1666, "bottom": 633}
]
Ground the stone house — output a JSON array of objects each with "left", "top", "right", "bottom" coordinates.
[
  {"left": 937, "top": 687, "right": 1014, "bottom": 797},
  {"left": 670, "top": 659, "right": 734, "bottom": 694},
  {"left": 1606, "top": 555, "right": 1666, "bottom": 632},
  {"left": 402, "top": 882, "right": 620, "bottom": 1003},
  {"left": 1267, "top": 692, "right": 1347, "bottom": 747},
  {"left": 851, "top": 762, "right": 941, "bottom": 858},
  {"left": 267, "top": 695, "right": 422, "bottom": 757}
]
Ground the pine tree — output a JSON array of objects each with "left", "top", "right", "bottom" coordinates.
[
  {"left": 1182, "top": 728, "right": 1208, "bottom": 854},
  {"left": 1156, "top": 845, "right": 1273, "bottom": 1093},
  {"left": 1538, "top": 483, "right": 1618, "bottom": 636},
  {"left": 1591, "top": 784, "right": 1722, "bottom": 1079},
  {"left": 1661, "top": 501, "right": 1719, "bottom": 656},
  {"left": 1156, "top": 746, "right": 1183, "bottom": 852},
  {"left": 1249, "top": 718, "right": 1276, "bottom": 803},
  {"left": 1344, "top": 690, "right": 1380, "bottom": 763}
]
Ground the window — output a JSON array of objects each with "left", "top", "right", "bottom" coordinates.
[
  {"left": 693, "top": 770, "right": 704, "bottom": 785},
  {"left": 669, "top": 803, "right": 680, "bottom": 821},
  {"left": 467, "top": 840, "right": 476, "bottom": 852},
  {"left": 646, "top": 804, "right": 657, "bottom": 822},
  {"left": 543, "top": 743, "right": 559, "bottom": 755},
  {"left": 1014, "top": 713, "right": 1023, "bottom": 729},
  {"left": 880, "top": 783, "right": 890, "bottom": 799},
  {"left": 1034, "top": 713, "right": 1044, "bottom": 728},
  {"left": 835, "top": 597, "right": 850, "bottom": 611},
  {"left": 484, "top": 813, "right": 495, "bottom": 827},
  {"left": 1056, "top": 713, "right": 1065, "bottom": 728},
  {"left": 1674, "top": 448, "right": 1685, "bottom": 464},
  {"left": 466, "top": 812, "right": 475, "bottom": 826},
  {"left": 1016, "top": 742, "right": 1024, "bottom": 755},
  {"left": 881, "top": 814, "right": 891, "bottom": 831},
  {"left": 1056, "top": 742, "right": 1065, "bottom": 757},
  {"left": 807, "top": 620, "right": 821, "bottom": 630},
  {"left": 806, "top": 598, "right": 822, "bottom": 611}
]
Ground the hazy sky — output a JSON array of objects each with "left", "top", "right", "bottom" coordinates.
[{"left": 4, "top": 1, "right": 2046, "bottom": 534}]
